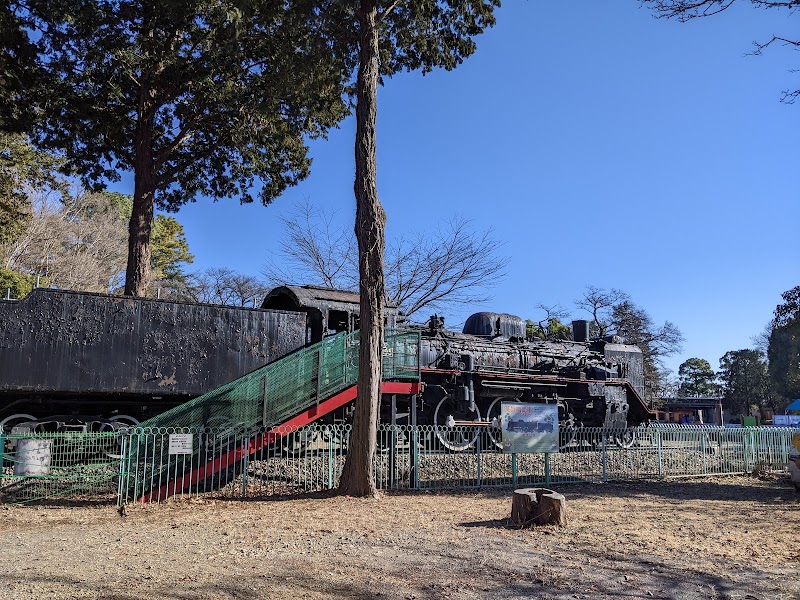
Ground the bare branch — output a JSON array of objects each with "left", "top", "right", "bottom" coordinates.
[{"left": 263, "top": 203, "right": 508, "bottom": 319}]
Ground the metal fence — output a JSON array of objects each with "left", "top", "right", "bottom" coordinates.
[
  {"left": 1, "top": 432, "right": 122, "bottom": 504},
  {"left": 2, "top": 425, "right": 796, "bottom": 506},
  {"left": 116, "top": 424, "right": 797, "bottom": 506}
]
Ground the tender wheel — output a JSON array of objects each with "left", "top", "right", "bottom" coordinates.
[
  {"left": 109, "top": 415, "right": 140, "bottom": 427},
  {"left": 433, "top": 396, "right": 481, "bottom": 451},
  {"left": 487, "top": 397, "right": 518, "bottom": 449},
  {"left": 1, "top": 414, "right": 36, "bottom": 457},
  {"left": 0, "top": 413, "right": 36, "bottom": 434}
]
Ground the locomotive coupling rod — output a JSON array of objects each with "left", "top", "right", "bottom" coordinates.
[{"left": 448, "top": 420, "right": 493, "bottom": 427}]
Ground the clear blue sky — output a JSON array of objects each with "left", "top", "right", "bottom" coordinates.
[{"left": 112, "top": 1, "right": 799, "bottom": 377}]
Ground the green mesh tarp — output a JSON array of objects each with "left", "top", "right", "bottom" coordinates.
[{"left": 139, "top": 329, "right": 420, "bottom": 432}]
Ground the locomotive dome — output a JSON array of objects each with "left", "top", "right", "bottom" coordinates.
[{"left": 462, "top": 312, "right": 525, "bottom": 339}]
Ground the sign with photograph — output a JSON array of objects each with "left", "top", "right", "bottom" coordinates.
[{"left": 501, "top": 402, "right": 559, "bottom": 453}]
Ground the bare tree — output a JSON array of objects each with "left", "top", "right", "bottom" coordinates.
[
  {"left": 264, "top": 202, "right": 507, "bottom": 320},
  {"left": 189, "top": 267, "right": 271, "bottom": 307},
  {"left": 526, "top": 304, "right": 572, "bottom": 341},
  {"left": 641, "top": 0, "right": 800, "bottom": 103},
  {"left": 574, "top": 286, "right": 628, "bottom": 336},
  {"left": 1, "top": 189, "right": 128, "bottom": 292},
  {"left": 264, "top": 200, "right": 358, "bottom": 291},
  {"left": 385, "top": 218, "right": 507, "bottom": 319}
]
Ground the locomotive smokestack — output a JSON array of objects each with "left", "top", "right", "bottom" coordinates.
[{"left": 572, "top": 320, "right": 590, "bottom": 343}]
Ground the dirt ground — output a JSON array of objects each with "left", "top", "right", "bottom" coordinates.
[{"left": 0, "top": 475, "right": 798, "bottom": 600}]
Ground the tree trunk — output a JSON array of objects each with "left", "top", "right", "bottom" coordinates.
[
  {"left": 124, "top": 83, "right": 156, "bottom": 297},
  {"left": 510, "top": 488, "right": 567, "bottom": 527},
  {"left": 338, "top": 0, "right": 385, "bottom": 498}
]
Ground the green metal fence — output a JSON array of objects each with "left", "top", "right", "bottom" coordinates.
[
  {"left": 1, "top": 432, "right": 122, "bottom": 504},
  {"left": 115, "top": 424, "right": 799, "bottom": 505},
  {"left": 4, "top": 424, "right": 796, "bottom": 505}
]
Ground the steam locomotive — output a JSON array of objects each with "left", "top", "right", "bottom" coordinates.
[{"left": 0, "top": 286, "right": 653, "bottom": 446}]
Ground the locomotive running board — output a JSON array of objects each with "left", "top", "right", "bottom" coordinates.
[{"left": 138, "top": 381, "right": 421, "bottom": 504}]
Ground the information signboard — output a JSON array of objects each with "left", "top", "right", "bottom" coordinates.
[
  {"left": 168, "top": 433, "right": 194, "bottom": 455},
  {"left": 501, "top": 402, "right": 559, "bottom": 453}
]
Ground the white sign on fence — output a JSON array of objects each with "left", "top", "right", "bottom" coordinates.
[{"left": 168, "top": 433, "right": 194, "bottom": 455}]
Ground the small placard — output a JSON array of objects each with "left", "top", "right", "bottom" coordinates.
[{"left": 168, "top": 433, "right": 194, "bottom": 455}]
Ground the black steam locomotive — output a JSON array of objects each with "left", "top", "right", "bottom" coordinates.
[
  {"left": 403, "top": 312, "right": 650, "bottom": 449},
  {"left": 0, "top": 286, "right": 652, "bottom": 445}
]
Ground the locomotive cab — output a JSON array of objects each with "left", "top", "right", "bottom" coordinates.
[{"left": 262, "top": 285, "right": 399, "bottom": 344}]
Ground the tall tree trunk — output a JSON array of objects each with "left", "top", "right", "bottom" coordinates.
[
  {"left": 124, "top": 86, "right": 156, "bottom": 297},
  {"left": 338, "top": 0, "right": 385, "bottom": 497}
]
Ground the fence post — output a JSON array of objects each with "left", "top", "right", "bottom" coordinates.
[
  {"left": 0, "top": 432, "right": 5, "bottom": 486},
  {"left": 327, "top": 428, "right": 334, "bottom": 490},
  {"left": 601, "top": 429, "right": 607, "bottom": 483},
  {"left": 241, "top": 435, "right": 250, "bottom": 497},
  {"left": 389, "top": 426, "right": 396, "bottom": 490},
  {"left": 657, "top": 427, "right": 663, "bottom": 479},
  {"left": 512, "top": 453, "right": 517, "bottom": 488},
  {"left": 116, "top": 432, "right": 127, "bottom": 507},
  {"left": 701, "top": 431, "right": 708, "bottom": 474},
  {"left": 476, "top": 430, "right": 482, "bottom": 488},
  {"left": 743, "top": 429, "right": 751, "bottom": 473},
  {"left": 412, "top": 427, "right": 419, "bottom": 489},
  {"left": 544, "top": 452, "right": 550, "bottom": 485}
]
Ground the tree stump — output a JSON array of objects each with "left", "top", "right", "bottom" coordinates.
[{"left": 510, "top": 488, "right": 567, "bottom": 527}]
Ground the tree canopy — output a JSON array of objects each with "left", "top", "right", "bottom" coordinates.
[
  {"left": 0, "top": 133, "right": 65, "bottom": 245},
  {"left": 0, "top": 4, "right": 40, "bottom": 133},
  {"left": 768, "top": 285, "right": 800, "bottom": 404},
  {"left": 24, "top": 0, "right": 350, "bottom": 295},
  {"left": 677, "top": 358, "right": 718, "bottom": 398},
  {"left": 718, "top": 349, "right": 771, "bottom": 417}
]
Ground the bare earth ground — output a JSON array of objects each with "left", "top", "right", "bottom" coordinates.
[{"left": 1, "top": 475, "right": 798, "bottom": 600}]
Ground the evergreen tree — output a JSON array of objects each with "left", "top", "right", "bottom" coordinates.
[
  {"left": 677, "top": 358, "right": 717, "bottom": 397},
  {"left": 26, "top": 0, "right": 349, "bottom": 296}
]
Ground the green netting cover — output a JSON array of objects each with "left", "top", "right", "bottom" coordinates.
[{"left": 139, "top": 329, "right": 420, "bottom": 431}]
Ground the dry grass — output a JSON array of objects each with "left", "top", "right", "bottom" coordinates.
[{"left": 1, "top": 475, "right": 798, "bottom": 599}]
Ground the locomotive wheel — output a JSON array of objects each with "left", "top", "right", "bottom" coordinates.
[
  {"left": 614, "top": 428, "right": 637, "bottom": 449},
  {"left": 559, "top": 414, "right": 577, "bottom": 451},
  {"left": 109, "top": 415, "right": 140, "bottom": 427},
  {"left": 433, "top": 397, "right": 481, "bottom": 452},
  {"left": 1, "top": 413, "right": 36, "bottom": 459},
  {"left": 486, "top": 397, "right": 518, "bottom": 449},
  {"left": 0, "top": 413, "right": 36, "bottom": 434}
]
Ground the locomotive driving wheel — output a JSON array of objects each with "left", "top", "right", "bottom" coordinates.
[
  {"left": 557, "top": 401, "right": 577, "bottom": 450},
  {"left": 433, "top": 396, "right": 481, "bottom": 451},
  {"left": 613, "top": 428, "right": 637, "bottom": 449},
  {"left": 487, "top": 397, "right": 518, "bottom": 449}
]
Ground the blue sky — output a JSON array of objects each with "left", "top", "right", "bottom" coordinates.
[{"left": 112, "top": 1, "right": 799, "bottom": 377}]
